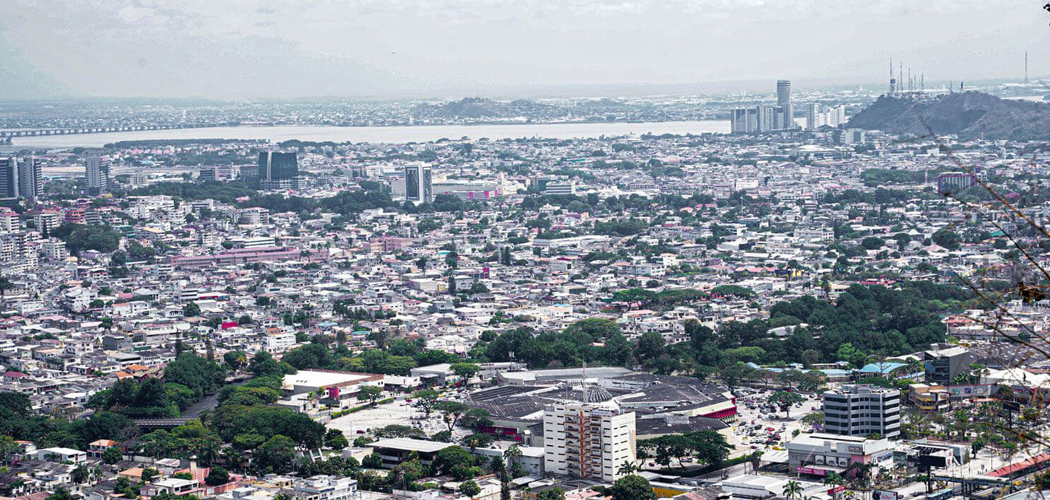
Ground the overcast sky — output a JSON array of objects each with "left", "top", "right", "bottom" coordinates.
[{"left": 1, "top": 0, "right": 1048, "bottom": 99}]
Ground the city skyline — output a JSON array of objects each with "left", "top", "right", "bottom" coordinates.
[{"left": 1, "top": 0, "right": 1047, "bottom": 99}]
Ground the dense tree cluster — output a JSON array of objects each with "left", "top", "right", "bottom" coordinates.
[{"left": 52, "top": 223, "right": 122, "bottom": 255}]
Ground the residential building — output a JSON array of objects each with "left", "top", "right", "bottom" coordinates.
[{"left": 543, "top": 402, "right": 636, "bottom": 482}]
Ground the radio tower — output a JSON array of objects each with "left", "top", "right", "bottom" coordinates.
[
  {"left": 899, "top": 62, "right": 904, "bottom": 95},
  {"left": 1025, "top": 51, "right": 1029, "bottom": 84},
  {"left": 889, "top": 58, "right": 896, "bottom": 95}
]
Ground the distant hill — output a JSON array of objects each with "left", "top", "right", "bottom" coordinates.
[
  {"left": 411, "top": 97, "right": 561, "bottom": 120},
  {"left": 846, "top": 91, "right": 1050, "bottom": 141}
]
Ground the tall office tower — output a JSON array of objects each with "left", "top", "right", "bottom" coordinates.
[
  {"left": 404, "top": 163, "right": 433, "bottom": 203},
  {"left": 823, "top": 384, "right": 901, "bottom": 440},
  {"left": 17, "top": 157, "right": 42, "bottom": 201},
  {"left": 543, "top": 402, "right": 637, "bottom": 482},
  {"left": 86, "top": 157, "right": 111, "bottom": 193},
  {"left": 259, "top": 151, "right": 299, "bottom": 181},
  {"left": 258, "top": 151, "right": 300, "bottom": 190},
  {"left": 777, "top": 80, "right": 794, "bottom": 129},
  {"left": 0, "top": 158, "right": 17, "bottom": 199}
]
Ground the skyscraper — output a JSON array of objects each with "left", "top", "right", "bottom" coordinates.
[
  {"left": 18, "top": 157, "right": 41, "bottom": 201},
  {"left": 259, "top": 151, "right": 300, "bottom": 189},
  {"left": 730, "top": 81, "right": 798, "bottom": 134},
  {"left": 86, "top": 157, "right": 111, "bottom": 193},
  {"left": 404, "top": 163, "right": 433, "bottom": 203},
  {"left": 0, "top": 158, "right": 17, "bottom": 199},
  {"left": 777, "top": 80, "right": 794, "bottom": 130},
  {"left": 0, "top": 157, "right": 42, "bottom": 201}
]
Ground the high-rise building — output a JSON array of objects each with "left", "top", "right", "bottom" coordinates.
[
  {"left": 404, "top": 163, "right": 433, "bottom": 203},
  {"left": 543, "top": 402, "right": 636, "bottom": 482},
  {"left": 19, "top": 158, "right": 41, "bottom": 202},
  {"left": 263, "top": 151, "right": 299, "bottom": 180},
  {"left": 86, "top": 157, "right": 111, "bottom": 193},
  {"left": 777, "top": 80, "right": 794, "bottom": 130},
  {"left": 731, "top": 81, "right": 797, "bottom": 134},
  {"left": 259, "top": 151, "right": 299, "bottom": 189},
  {"left": 0, "top": 157, "right": 42, "bottom": 201},
  {"left": 823, "top": 384, "right": 901, "bottom": 440},
  {"left": 0, "top": 158, "right": 16, "bottom": 199}
]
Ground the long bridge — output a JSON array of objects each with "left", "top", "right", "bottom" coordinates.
[{"left": 0, "top": 123, "right": 227, "bottom": 141}]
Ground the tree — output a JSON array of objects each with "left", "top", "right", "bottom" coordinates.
[
  {"left": 255, "top": 435, "right": 297, "bottom": 474},
  {"left": 205, "top": 466, "right": 230, "bottom": 486},
  {"left": 536, "top": 488, "right": 566, "bottom": 500},
  {"left": 103, "top": 446, "right": 123, "bottom": 464},
  {"left": 783, "top": 480, "right": 803, "bottom": 500},
  {"left": 46, "top": 487, "right": 73, "bottom": 500},
  {"left": 142, "top": 467, "right": 159, "bottom": 483},
  {"left": 362, "top": 453, "right": 383, "bottom": 469},
  {"left": 636, "top": 331, "right": 665, "bottom": 362},
  {"left": 326, "top": 429, "right": 349, "bottom": 450},
  {"left": 72, "top": 465, "right": 90, "bottom": 484},
  {"left": 357, "top": 385, "right": 384, "bottom": 406},
  {"left": 611, "top": 475, "right": 655, "bottom": 500},
  {"left": 435, "top": 401, "right": 470, "bottom": 432},
  {"left": 768, "top": 391, "right": 805, "bottom": 419},
  {"left": 164, "top": 352, "right": 227, "bottom": 400},
  {"left": 460, "top": 480, "right": 481, "bottom": 498},
  {"left": 224, "top": 351, "right": 248, "bottom": 370},
  {"left": 617, "top": 461, "right": 638, "bottom": 476},
  {"left": 183, "top": 302, "right": 201, "bottom": 317},
  {"left": 451, "top": 362, "right": 481, "bottom": 382},
  {"left": 413, "top": 389, "right": 441, "bottom": 417},
  {"left": 432, "top": 446, "right": 474, "bottom": 477}
]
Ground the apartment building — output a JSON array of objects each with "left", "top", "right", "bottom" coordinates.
[{"left": 543, "top": 402, "right": 636, "bottom": 483}]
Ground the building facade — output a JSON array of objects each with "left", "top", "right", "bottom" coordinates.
[
  {"left": 543, "top": 402, "right": 636, "bottom": 483},
  {"left": 86, "top": 157, "right": 111, "bottom": 193},
  {"left": 405, "top": 163, "right": 433, "bottom": 203},
  {"left": 822, "top": 384, "right": 901, "bottom": 439}
]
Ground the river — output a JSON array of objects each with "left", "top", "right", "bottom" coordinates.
[{"left": 4, "top": 120, "right": 731, "bottom": 149}]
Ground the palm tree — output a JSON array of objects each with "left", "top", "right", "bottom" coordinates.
[
  {"left": 824, "top": 472, "right": 846, "bottom": 500},
  {"left": 782, "top": 480, "right": 803, "bottom": 500},
  {"left": 503, "top": 444, "right": 523, "bottom": 467},
  {"left": 618, "top": 460, "right": 638, "bottom": 476}
]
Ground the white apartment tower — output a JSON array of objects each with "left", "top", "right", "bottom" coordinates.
[
  {"left": 543, "top": 401, "right": 637, "bottom": 482},
  {"left": 86, "top": 157, "right": 111, "bottom": 193},
  {"left": 822, "top": 384, "right": 901, "bottom": 440}
]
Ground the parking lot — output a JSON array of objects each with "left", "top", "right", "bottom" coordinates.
[
  {"left": 325, "top": 397, "right": 450, "bottom": 437},
  {"left": 731, "top": 388, "right": 816, "bottom": 456}
]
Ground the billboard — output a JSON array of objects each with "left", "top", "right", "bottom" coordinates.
[{"left": 917, "top": 455, "right": 947, "bottom": 468}]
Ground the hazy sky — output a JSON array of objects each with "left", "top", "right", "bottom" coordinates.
[{"left": 1, "top": 0, "right": 1048, "bottom": 99}]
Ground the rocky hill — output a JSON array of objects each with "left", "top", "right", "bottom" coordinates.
[
  {"left": 846, "top": 91, "right": 1050, "bottom": 141},
  {"left": 410, "top": 97, "right": 562, "bottom": 120}
]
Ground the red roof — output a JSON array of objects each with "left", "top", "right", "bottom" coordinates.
[{"left": 988, "top": 452, "right": 1050, "bottom": 477}]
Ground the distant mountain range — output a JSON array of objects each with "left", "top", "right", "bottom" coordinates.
[{"left": 846, "top": 91, "right": 1050, "bottom": 141}]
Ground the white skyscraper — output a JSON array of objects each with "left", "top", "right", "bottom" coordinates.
[
  {"left": 543, "top": 401, "right": 636, "bottom": 482},
  {"left": 86, "top": 157, "right": 111, "bottom": 193}
]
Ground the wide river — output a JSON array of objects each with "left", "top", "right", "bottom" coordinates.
[{"left": 4, "top": 120, "right": 731, "bottom": 149}]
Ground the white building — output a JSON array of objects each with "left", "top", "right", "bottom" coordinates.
[
  {"left": 543, "top": 401, "right": 636, "bottom": 483},
  {"left": 292, "top": 475, "right": 358, "bottom": 500},
  {"left": 37, "top": 447, "right": 88, "bottom": 464},
  {"left": 823, "top": 384, "right": 901, "bottom": 439},
  {"left": 86, "top": 157, "right": 111, "bottom": 193}
]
